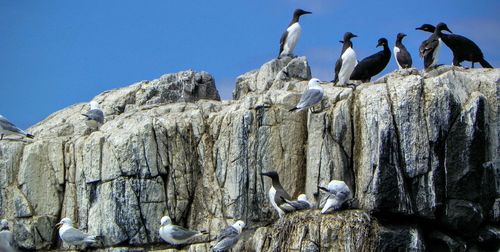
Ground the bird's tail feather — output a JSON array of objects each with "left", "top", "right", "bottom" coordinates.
[
  {"left": 26, "top": 133, "right": 34, "bottom": 139},
  {"left": 84, "top": 235, "right": 99, "bottom": 243},
  {"left": 479, "top": 59, "right": 493, "bottom": 68},
  {"left": 317, "top": 186, "right": 329, "bottom": 192}
]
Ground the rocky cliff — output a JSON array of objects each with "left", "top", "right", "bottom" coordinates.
[{"left": 0, "top": 58, "right": 499, "bottom": 251}]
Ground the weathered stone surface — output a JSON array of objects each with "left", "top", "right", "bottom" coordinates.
[{"left": 0, "top": 62, "right": 498, "bottom": 251}]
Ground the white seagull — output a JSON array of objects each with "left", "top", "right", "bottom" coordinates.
[
  {"left": 212, "top": 220, "right": 245, "bottom": 252},
  {"left": 0, "top": 115, "right": 34, "bottom": 140},
  {"left": 289, "top": 78, "right": 325, "bottom": 112},
  {"left": 318, "top": 180, "right": 351, "bottom": 214},
  {"left": 56, "top": 218, "right": 99, "bottom": 247},
  {"left": 159, "top": 216, "right": 207, "bottom": 245},
  {"left": 0, "top": 219, "right": 14, "bottom": 252},
  {"left": 82, "top": 101, "right": 105, "bottom": 130}
]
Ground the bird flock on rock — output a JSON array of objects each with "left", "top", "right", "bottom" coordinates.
[{"left": 0, "top": 7, "right": 495, "bottom": 252}]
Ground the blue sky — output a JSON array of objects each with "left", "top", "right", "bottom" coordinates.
[{"left": 1, "top": 0, "right": 499, "bottom": 129}]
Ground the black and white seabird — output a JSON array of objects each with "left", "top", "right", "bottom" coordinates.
[
  {"left": 0, "top": 114, "right": 34, "bottom": 140},
  {"left": 278, "top": 9, "right": 312, "bottom": 59},
  {"left": 279, "top": 194, "right": 312, "bottom": 213},
  {"left": 261, "top": 171, "right": 292, "bottom": 218},
  {"left": 159, "top": 216, "right": 208, "bottom": 245},
  {"left": 212, "top": 220, "right": 245, "bottom": 252},
  {"left": 0, "top": 219, "right": 14, "bottom": 252},
  {"left": 56, "top": 218, "right": 100, "bottom": 247},
  {"left": 394, "top": 33, "right": 412, "bottom": 69},
  {"left": 350, "top": 38, "right": 391, "bottom": 82},
  {"left": 418, "top": 22, "right": 452, "bottom": 70},
  {"left": 289, "top": 78, "right": 325, "bottom": 112},
  {"left": 416, "top": 23, "right": 493, "bottom": 68},
  {"left": 318, "top": 180, "right": 351, "bottom": 214},
  {"left": 333, "top": 32, "right": 358, "bottom": 85},
  {"left": 82, "top": 101, "right": 105, "bottom": 130}
]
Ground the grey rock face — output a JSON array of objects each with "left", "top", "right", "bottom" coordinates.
[{"left": 0, "top": 63, "right": 498, "bottom": 251}]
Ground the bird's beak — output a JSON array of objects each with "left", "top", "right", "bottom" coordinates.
[
  {"left": 376, "top": 42, "right": 382, "bottom": 48},
  {"left": 304, "top": 11, "right": 312, "bottom": 15},
  {"left": 260, "top": 172, "right": 268, "bottom": 176},
  {"left": 318, "top": 186, "right": 329, "bottom": 192},
  {"left": 56, "top": 222, "right": 63, "bottom": 228},
  {"left": 352, "top": 34, "right": 358, "bottom": 38},
  {"left": 339, "top": 40, "right": 344, "bottom": 44},
  {"left": 402, "top": 33, "right": 407, "bottom": 37},
  {"left": 446, "top": 28, "right": 453, "bottom": 33},
  {"left": 415, "top": 27, "right": 421, "bottom": 30},
  {"left": 319, "top": 81, "right": 329, "bottom": 85}
]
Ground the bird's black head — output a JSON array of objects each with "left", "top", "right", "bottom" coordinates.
[
  {"left": 415, "top": 24, "right": 435, "bottom": 33},
  {"left": 294, "top": 9, "right": 312, "bottom": 17},
  {"left": 396, "top": 33, "right": 406, "bottom": 39},
  {"left": 376, "top": 38, "right": 388, "bottom": 48},
  {"left": 261, "top": 171, "right": 279, "bottom": 179},
  {"left": 436, "top": 22, "right": 452, "bottom": 33},
  {"left": 343, "top": 32, "right": 358, "bottom": 41}
]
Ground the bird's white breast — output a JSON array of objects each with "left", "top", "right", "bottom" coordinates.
[
  {"left": 432, "top": 39, "right": 442, "bottom": 66},
  {"left": 393, "top": 46, "right": 402, "bottom": 69},
  {"left": 338, "top": 47, "right": 358, "bottom": 85},
  {"left": 282, "top": 22, "right": 302, "bottom": 56}
]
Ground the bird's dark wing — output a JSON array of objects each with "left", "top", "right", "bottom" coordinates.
[
  {"left": 333, "top": 57, "right": 342, "bottom": 83},
  {"left": 84, "top": 109, "right": 105, "bottom": 124},
  {"left": 441, "top": 33, "right": 484, "bottom": 62},
  {"left": 216, "top": 226, "right": 238, "bottom": 242},
  {"left": 0, "top": 117, "right": 25, "bottom": 134},
  {"left": 170, "top": 225, "right": 199, "bottom": 240},
  {"left": 280, "top": 199, "right": 310, "bottom": 212},
  {"left": 296, "top": 89, "right": 323, "bottom": 109},
  {"left": 396, "top": 46, "right": 412, "bottom": 68},
  {"left": 212, "top": 235, "right": 240, "bottom": 252},
  {"left": 274, "top": 186, "right": 292, "bottom": 206},
  {"left": 350, "top": 51, "right": 384, "bottom": 81},
  {"left": 279, "top": 31, "right": 288, "bottom": 57}
]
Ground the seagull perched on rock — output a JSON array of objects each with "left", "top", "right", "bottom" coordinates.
[
  {"left": 279, "top": 194, "right": 312, "bottom": 213},
  {"left": 0, "top": 115, "right": 34, "bottom": 140},
  {"left": 82, "top": 101, "right": 105, "bottom": 130},
  {"left": 318, "top": 180, "right": 351, "bottom": 214},
  {"left": 278, "top": 9, "right": 312, "bottom": 59},
  {"left": 159, "top": 216, "right": 208, "bottom": 246},
  {"left": 289, "top": 78, "right": 325, "bottom": 113},
  {"left": 212, "top": 220, "right": 245, "bottom": 252},
  {"left": 0, "top": 219, "right": 14, "bottom": 252},
  {"left": 56, "top": 218, "right": 99, "bottom": 247},
  {"left": 261, "top": 171, "right": 292, "bottom": 218}
]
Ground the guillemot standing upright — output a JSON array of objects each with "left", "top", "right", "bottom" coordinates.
[
  {"left": 261, "top": 171, "right": 292, "bottom": 218},
  {"left": 416, "top": 23, "right": 493, "bottom": 68},
  {"left": 333, "top": 32, "right": 358, "bottom": 85},
  {"left": 278, "top": 9, "right": 312, "bottom": 59},
  {"left": 394, "top": 33, "right": 412, "bottom": 69},
  {"left": 350, "top": 38, "right": 391, "bottom": 82},
  {"left": 418, "top": 22, "right": 452, "bottom": 70}
]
